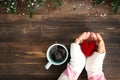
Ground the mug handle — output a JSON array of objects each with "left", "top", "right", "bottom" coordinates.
[{"left": 45, "top": 62, "right": 52, "bottom": 70}]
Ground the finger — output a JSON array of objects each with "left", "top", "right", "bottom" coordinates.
[
  {"left": 74, "top": 38, "right": 80, "bottom": 44},
  {"left": 80, "top": 32, "right": 90, "bottom": 40},
  {"left": 96, "top": 33, "right": 103, "bottom": 41},
  {"left": 77, "top": 32, "right": 91, "bottom": 44},
  {"left": 85, "top": 32, "right": 90, "bottom": 40},
  {"left": 75, "top": 32, "right": 87, "bottom": 44},
  {"left": 92, "top": 32, "right": 97, "bottom": 41},
  {"left": 78, "top": 32, "right": 87, "bottom": 40},
  {"left": 89, "top": 32, "right": 95, "bottom": 41}
]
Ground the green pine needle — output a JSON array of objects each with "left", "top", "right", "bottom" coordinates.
[
  {"left": 1, "top": 0, "right": 120, "bottom": 18},
  {"left": 28, "top": 0, "right": 46, "bottom": 18},
  {"left": 112, "top": 0, "right": 120, "bottom": 13},
  {"left": 53, "top": 0, "right": 62, "bottom": 6},
  {"left": 6, "top": 0, "right": 17, "bottom": 13},
  {"left": 0, "top": 1, "right": 2, "bottom": 7},
  {"left": 38, "top": 0, "right": 44, "bottom": 6},
  {"left": 92, "top": 0, "right": 104, "bottom": 5}
]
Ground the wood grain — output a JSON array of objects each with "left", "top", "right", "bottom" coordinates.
[{"left": 0, "top": 0, "right": 120, "bottom": 80}]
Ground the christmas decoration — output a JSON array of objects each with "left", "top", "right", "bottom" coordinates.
[
  {"left": 0, "top": 0, "right": 62, "bottom": 18},
  {"left": 53, "top": 0, "right": 62, "bottom": 6},
  {"left": 112, "top": 0, "right": 120, "bottom": 13},
  {"left": 0, "top": 0, "right": 119, "bottom": 18},
  {"left": 81, "top": 41, "right": 96, "bottom": 57},
  {"left": 92, "top": 0, "right": 120, "bottom": 13},
  {"left": 6, "top": 0, "right": 17, "bottom": 13},
  {"left": 92, "top": 0, "right": 104, "bottom": 5},
  {"left": 28, "top": 0, "right": 44, "bottom": 18},
  {"left": 0, "top": 0, "right": 3, "bottom": 7}
]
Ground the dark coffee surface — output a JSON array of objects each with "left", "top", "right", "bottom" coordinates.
[{"left": 49, "top": 45, "right": 67, "bottom": 63}]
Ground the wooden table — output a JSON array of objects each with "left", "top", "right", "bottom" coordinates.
[{"left": 0, "top": 1, "right": 120, "bottom": 80}]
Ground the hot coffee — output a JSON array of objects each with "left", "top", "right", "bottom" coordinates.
[
  {"left": 49, "top": 45, "right": 67, "bottom": 63},
  {"left": 45, "top": 43, "right": 68, "bottom": 69}
]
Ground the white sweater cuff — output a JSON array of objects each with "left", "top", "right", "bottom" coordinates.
[
  {"left": 85, "top": 52, "right": 106, "bottom": 77},
  {"left": 70, "top": 43, "right": 86, "bottom": 74}
]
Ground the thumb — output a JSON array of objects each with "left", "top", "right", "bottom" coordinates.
[{"left": 96, "top": 33, "right": 103, "bottom": 41}]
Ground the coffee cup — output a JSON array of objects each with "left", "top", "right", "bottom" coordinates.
[{"left": 45, "top": 43, "right": 68, "bottom": 70}]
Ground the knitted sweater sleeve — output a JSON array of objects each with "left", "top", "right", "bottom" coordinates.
[
  {"left": 58, "top": 62, "right": 106, "bottom": 80},
  {"left": 88, "top": 72, "right": 106, "bottom": 80},
  {"left": 58, "top": 43, "right": 86, "bottom": 80},
  {"left": 58, "top": 63, "right": 80, "bottom": 80},
  {"left": 86, "top": 52, "right": 107, "bottom": 80}
]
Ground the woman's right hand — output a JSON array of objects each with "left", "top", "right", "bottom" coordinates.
[
  {"left": 89, "top": 32, "right": 106, "bottom": 53},
  {"left": 96, "top": 33, "right": 106, "bottom": 53}
]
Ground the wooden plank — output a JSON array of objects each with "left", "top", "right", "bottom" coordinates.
[
  {"left": 0, "top": 1, "right": 120, "bottom": 79},
  {"left": 0, "top": 14, "right": 120, "bottom": 80}
]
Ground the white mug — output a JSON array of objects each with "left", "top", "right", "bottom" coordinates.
[{"left": 45, "top": 43, "right": 68, "bottom": 70}]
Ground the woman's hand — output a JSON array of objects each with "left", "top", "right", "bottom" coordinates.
[
  {"left": 96, "top": 33, "right": 106, "bottom": 53},
  {"left": 75, "top": 32, "right": 90, "bottom": 44},
  {"left": 88, "top": 32, "right": 106, "bottom": 53}
]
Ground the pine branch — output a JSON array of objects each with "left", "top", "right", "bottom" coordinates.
[
  {"left": 28, "top": 0, "right": 36, "bottom": 18},
  {"left": 53, "top": 0, "right": 62, "bottom": 6},
  {"left": 6, "top": 0, "right": 17, "bottom": 13},
  {"left": 92, "top": 0, "right": 104, "bottom": 5},
  {"left": 0, "top": 0, "right": 63, "bottom": 18},
  {"left": 0, "top": 0, "right": 3, "bottom": 7},
  {"left": 37, "top": 0, "right": 44, "bottom": 6},
  {"left": 28, "top": 0, "right": 45, "bottom": 18},
  {"left": 112, "top": 0, "right": 120, "bottom": 13}
]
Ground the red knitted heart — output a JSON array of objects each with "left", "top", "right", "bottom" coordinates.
[{"left": 81, "top": 41, "right": 96, "bottom": 57}]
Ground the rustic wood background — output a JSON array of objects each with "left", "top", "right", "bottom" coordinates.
[{"left": 0, "top": 0, "right": 120, "bottom": 80}]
